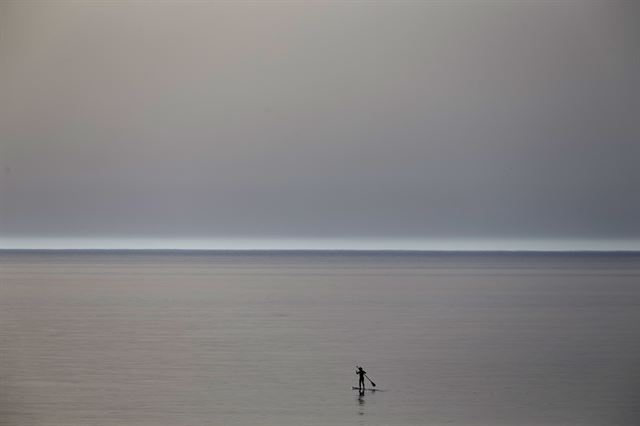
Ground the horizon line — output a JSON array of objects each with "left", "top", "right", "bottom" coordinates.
[
  {"left": 2, "top": 249, "right": 640, "bottom": 255},
  {"left": 1, "top": 238, "right": 639, "bottom": 252}
]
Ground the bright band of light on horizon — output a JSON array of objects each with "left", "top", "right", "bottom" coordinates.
[{"left": 1, "top": 238, "right": 639, "bottom": 252}]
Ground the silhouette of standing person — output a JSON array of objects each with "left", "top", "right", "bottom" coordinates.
[{"left": 356, "top": 366, "right": 367, "bottom": 390}]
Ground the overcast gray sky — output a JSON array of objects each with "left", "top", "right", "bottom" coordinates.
[{"left": 1, "top": 1, "right": 639, "bottom": 250}]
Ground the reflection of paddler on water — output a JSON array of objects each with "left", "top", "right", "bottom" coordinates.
[{"left": 355, "top": 365, "right": 376, "bottom": 391}]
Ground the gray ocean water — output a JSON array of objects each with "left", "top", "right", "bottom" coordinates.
[{"left": 1, "top": 252, "right": 639, "bottom": 426}]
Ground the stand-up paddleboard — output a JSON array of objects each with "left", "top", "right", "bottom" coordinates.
[{"left": 352, "top": 387, "right": 381, "bottom": 391}]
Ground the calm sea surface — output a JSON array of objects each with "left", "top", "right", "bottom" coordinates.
[{"left": 1, "top": 252, "right": 639, "bottom": 426}]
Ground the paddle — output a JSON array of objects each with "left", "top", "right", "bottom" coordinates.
[{"left": 365, "top": 374, "right": 376, "bottom": 387}]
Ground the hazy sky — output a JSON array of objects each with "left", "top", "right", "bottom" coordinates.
[{"left": 1, "top": 1, "right": 639, "bottom": 249}]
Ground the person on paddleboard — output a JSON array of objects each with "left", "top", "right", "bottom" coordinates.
[{"left": 356, "top": 366, "right": 367, "bottom": 390}]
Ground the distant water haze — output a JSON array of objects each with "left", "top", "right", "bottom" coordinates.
[{"left": 1, "top": 1, "right": 639, "bottom": 247}]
